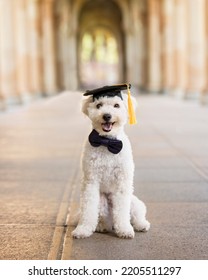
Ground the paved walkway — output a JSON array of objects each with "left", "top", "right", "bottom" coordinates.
[{"left": 0, "top": 92, "right": 208, "bottom": 260}]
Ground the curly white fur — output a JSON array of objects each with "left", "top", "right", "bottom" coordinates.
[{"left": 72, "top": 93, "right": 150, "bottom": 239}]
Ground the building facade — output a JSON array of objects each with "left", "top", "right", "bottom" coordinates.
[{"left": 0, "top": 0, "right": 208, "bottom": 109}]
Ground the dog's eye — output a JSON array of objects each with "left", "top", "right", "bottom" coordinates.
[
  {"left": 114, "top": 103, "right": 120, "bottom": 108},
  {"left": 96, "top": 103, "right": 102, "bottom": 109}
]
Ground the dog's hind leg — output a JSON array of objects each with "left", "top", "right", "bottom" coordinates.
[{"left": 130, "top": 195, "right": 150, "bottom": 232}]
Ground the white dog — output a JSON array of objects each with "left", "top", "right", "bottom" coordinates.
[{"left": 72, "top": 85, "right": 150, "bottom": 239}]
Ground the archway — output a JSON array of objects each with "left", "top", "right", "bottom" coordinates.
[{"left": 77, "top": 0, "right": 125, "bottom": 88}]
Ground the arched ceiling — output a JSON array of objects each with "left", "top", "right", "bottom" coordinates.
[{"left": 78, "top": 0, "right": 123, "bottom": 36}]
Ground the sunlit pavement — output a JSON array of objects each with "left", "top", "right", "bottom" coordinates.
[{"left": 0, "top": 92, "right": 208, "bottom": 260}]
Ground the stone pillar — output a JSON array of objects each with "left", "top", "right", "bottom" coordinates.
[
  {"left": 130, "top": 0, "right": 140, "bottom": 87},
  {"left": 0, "top": 0, "right": 20, "bottom": 105},
  {"left": 186, "top": 0, "right": 206, "bottom": 98},
  {"left": 66, "top": 2, "right": 78, "bottom": 91},
  {"left": 56, "top": 0, "right": 77, "bottom": 90},
  {"left": 54, "top": 0, "right": 65, "bottom": 91},
  {"left": 202, "top": 0, "right": 208, "bottom": 104},
  {"left": 14, "top": 0, "right": 30, "bottom": 102},
  {"left": 125, "top": 32, "right": 135, "bottom": 85},
  {"left": 137, "top": 0, "right": 148, "bottom": 91},
  {"left": 0, "top": 13, "right": 4, "bottom": 110},
  {"left": 42, "top": 0, "right": 58, "bottom": 95},
  {"left": 27, "top": 0, "right": 44, "bottom": 96},
  {"left": 173, "top": 0, "right": 188, "bottom": 98},
  {"left": 122, "top": 0, "right": 134, "bottom": 86},
  {"left": 160, "top": 0, "right": 175, "bottom": 93},
  {"left": 146, "top": 0, "right": 161, "bottom": 92}
]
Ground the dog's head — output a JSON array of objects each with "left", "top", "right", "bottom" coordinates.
[{"left": 82, "top": 93, "right": 137, "bottom": 137}]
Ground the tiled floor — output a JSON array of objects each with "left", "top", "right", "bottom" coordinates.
[{"left": 0, "top": 93, "right": 208, "bottom": 259}]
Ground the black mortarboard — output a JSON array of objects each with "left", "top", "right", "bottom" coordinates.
[
  {"left": 83, "top": 84, "right": 131, "bottom": 101},
  {"left": 83, "top": 83, "right": 137, "bottom": 125}
]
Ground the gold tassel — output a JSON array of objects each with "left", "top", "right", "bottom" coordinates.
[{"left": 127, "top": 84, "right": 137, "bottom": 125}]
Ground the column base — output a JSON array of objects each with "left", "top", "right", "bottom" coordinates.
[
  {"left": 171, "top": 88, "right": 186, "bottom": 99},
  {"left": 146, "top": 87, "right": 163, "bottom": 94},
  {"left": 4, "top": 96, "right": 22, "bottom": 107},
  {"left": 171, "top": 89, "right": 201, "bottom": 100},
  {"left": 200, "top": 93, "right": 208, "bottom": 105},
  {"left": 184, "top": 91, "right": 200, "bottom": 100},
  {"left": 0, "top": 100, "right": 6, "bottom": 111},
  {"left": 21, "top": 92, "right": 44, "bottom": 104}
]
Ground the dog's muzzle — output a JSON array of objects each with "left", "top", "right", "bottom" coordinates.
[{"left": 102, "top": 114, "right": 114, "bottom": 132}]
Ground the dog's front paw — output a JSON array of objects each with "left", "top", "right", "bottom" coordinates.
[
  {"left": 72, "top": 225, "right": 93, "bottom": 239},
  {"left": 133, "top": 220, "right": 151, "bottom": 232},
  {"left": 115, "top": 225, "right": 135, "bottom": 239}
]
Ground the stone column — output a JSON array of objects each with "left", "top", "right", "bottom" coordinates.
[
  {"left": 160, "top": 0, "right": 175, "bottom": 93},
  {"left": 0, "top": 0, "right": 20, "bottom": 105},
  {"left": 14, "top": 0, "right": 30, "bottom": 102},
  {"left": 146, "top": 0, "right": 161, "bottom": 92},
  {"left": 54, "top": 0, "right": 65, "bottom": 91},
  {"left": 186, "top": 0, "right": 206, "bottom": 98},
  {"left": 125, "top": 32, "right": 135, "bottom": 85},
  {"left": 173, "top": 0, "right": 188, "bottom": 98},
  {"left": 42, "top": 0, "right": 58, "bottom": 95},
  {"left": 56, "top": 0, "right": 77, "bottom": 90},
  {"left": 137, "top": 0, "right": 148, "bottom": 91},
  {"left": 27, "top": 0, "right": 44, "bottom": 96},
  {"left": 129, "top": 0, "right": 140, "bottom": 87},
  {"left": 121, "top": 0, "right": 134, "bottom": 86},
  {"left": 202, "top": 0, "right": 208, "bottom": 104},
  {"left": 0, "top": 14, "right": 4, "bottom": 110}
]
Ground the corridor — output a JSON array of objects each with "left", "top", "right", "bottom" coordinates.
[{"left": 0, "top": 92, "right": 208, "bottom": 260}]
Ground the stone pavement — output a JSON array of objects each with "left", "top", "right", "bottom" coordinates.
[{"left": 0, "top": 92, "right": 208, "bottom": 260}]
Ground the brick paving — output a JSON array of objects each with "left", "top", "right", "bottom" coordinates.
[{"left": 0, "top": 92, "right": 208, "bottom": 259}]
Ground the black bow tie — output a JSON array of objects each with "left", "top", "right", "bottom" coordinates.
[{"left": 88, "top": 129, "right": 123, "bottom": 154}]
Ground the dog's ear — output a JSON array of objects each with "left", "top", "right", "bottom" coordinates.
[{"left": 82, "top": 96, "right": 93, "bottom": 116}]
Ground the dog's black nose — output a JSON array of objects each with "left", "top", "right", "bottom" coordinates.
[{"left": 103, "top": 113, "right": 112, "bottom": 122}]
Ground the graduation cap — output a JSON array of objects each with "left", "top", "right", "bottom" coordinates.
[{"left": 83, "top": 83, "right": 137, "bottom": 125}]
